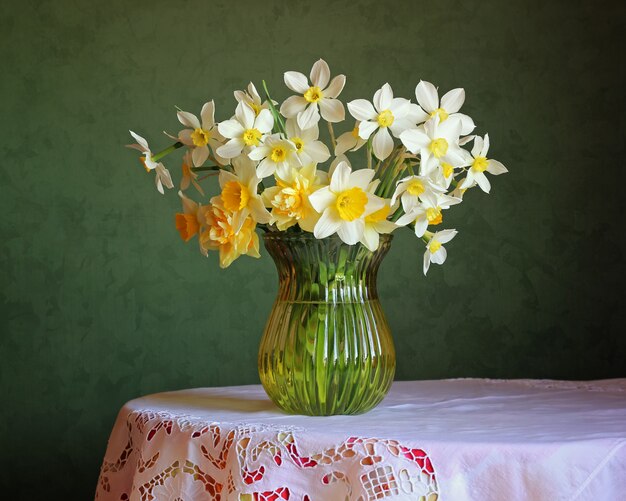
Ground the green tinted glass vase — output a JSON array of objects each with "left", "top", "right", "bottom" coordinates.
[{"left": 258, "top": 232, "right": 395, "bottom": 415}]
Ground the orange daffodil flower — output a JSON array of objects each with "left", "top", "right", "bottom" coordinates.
[
  {"left": 200, "top": 197, "right": 260, "bottom": 268},
  {"left": 218, "top": 156, "right": 271, "bottom": 224},
  {"left": 127, "top": 59, "right": 509, "bottom": 274}
]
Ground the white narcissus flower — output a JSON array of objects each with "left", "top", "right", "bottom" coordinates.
[
  {"left": 423, "top": 229, "right": 458, "bottom": 275},
  {"left": 335, "top": 121, "right": 367, "bottom": 155},
  {"left": 280, "top": 58, "right": 346, "bottom": 129},
  {"left": 347, "top": 83, "right": 412, "bottom": 161},
  {"left": 391, "top": 174, "right": 446, "bottom": 213},
  {"left": 126, "top": 131, "right": 174, "bottom": 194},
  {"left": 460, "top": 134, "right": 508, "bottom": 194},
  {"left": 261, "top": 164, "right": 328, "bottom": 232},
  {"left": 248, "top": 133, "right": 300, "bottom": 178},
  {"left": 415, "top": 80, "right": 475, "bottom": 135},
  {"left": 217, "top": 101, "right": 274, "bottom": 159},
  {"left": 218, "top": 156, "right": 271, "bottom": 224},
  {"left": 400, "top": 114, "right": 465, "bottom": 176},
  {"left": 285, "top": 118, "right": 330, "bottom": 166},
  {"left": 177, "top": 101, "right": 226, "bottom": 167},
  {"left": 396, "top": 192, "right": 461, "bottom": 237},
  {"left": 234, "top": 82, "right": 274, "bottom": 116},
  {"left": 309, "top": 161, "right": 384, "bottom": 245}
]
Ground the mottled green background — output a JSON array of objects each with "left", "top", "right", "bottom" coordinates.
[{"left": 1, "top": 0, "right": 624, "bottom": 497}]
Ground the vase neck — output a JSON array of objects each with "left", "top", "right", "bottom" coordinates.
[{"left": 263, "top": 234, "right": 392, "bottom": 304}]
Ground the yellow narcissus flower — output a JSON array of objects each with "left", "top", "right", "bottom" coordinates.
[
  {"left": 200, "top": 197, "right": 260, "bottom": 268},
  {"left": 262, "top": 164, "right": 328, "bottom": 232}
]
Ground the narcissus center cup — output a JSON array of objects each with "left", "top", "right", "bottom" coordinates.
[{"left": 258, "top": 233, "right": 396, "bottom": 415}]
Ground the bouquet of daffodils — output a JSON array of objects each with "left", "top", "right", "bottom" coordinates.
[{"left": 127, "top": 59, "right": 507, "bottom": 274}]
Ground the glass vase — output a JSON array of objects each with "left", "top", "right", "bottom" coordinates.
[{"left": 258, "top": 232, "right": 395, "bottom": 415}]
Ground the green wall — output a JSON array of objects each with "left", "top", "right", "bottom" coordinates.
[{"left": 1, "top": 0, "right": 624, "bottom": 497}]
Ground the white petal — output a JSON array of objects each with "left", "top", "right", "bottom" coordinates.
[
  {"left": 389, "top": 118, "right": 414, "bottom": 138},
  {"left": 374, "top": 83, "right": 393, "bottom": 111},
  {"left": 399, "top": 128, "right": 430, "bottom": 153},
  {"left": 361, "top": 226, "right": 380, "bottom": 252},
  {"left": 459, "top": 170, "right": 475, "bottom": 190},
  {"left": 441, "top": 88, "right": 465, "bottom": 113},
  {"left": 309, "top": 186, "right": 336, "bottom": 212},
  {"left": 177, "top": 111, "right": 201, "bottom": 129},
  {"left": 254, "top": 109, "right": 274, "bottom": 133},
  {"left": 284, "top": 71, "right": 310, "bottom": 94},
  {"left": 486, "top": 159, "right": 508, "bottom": 175},
  {"left": 192, "top": 145, "right": 209, "bottom": 167},
  {"left": 389, "top": 98, "right": 410, "bottom": 118},
  {"left": 237, "top": 101, "right": 256, "bottom": 129},
  {"left": 247, "top": 145, "right": 270, "bottom": 161},
  {"left": 471, "top": 136, "right": 484, "bottom": 157},
  {"left": 200, "top": 101, "right": 215, "bottom": 128},
  {"left": 350, "top": 168, "right": 376, "bottom": 190},
  {"left": 319, "top": 98, "right": 345, "bottom": 122},
  {"left": 280, "top": 96, "right": 308, "bottom": 118},
  {"left": 373, "top": 128, "right": 394, "bottom": 160},
  {"left": 347, "top": 99, "right": 377, "bottom": 121},
  {"left": 406, "top": 103, "right": 430, "bottom": 125},
  {"left": 216, "top": 138, "right": 244, "bottom": 159},
  {"left": 415, "top": 80, "right": 439, "bottom": 112},
  {"left": 129, "top": 130, "right": 149, "bottom": 151},
  {"left": 178, "top": 128, "right": 193, "bottom": 146},
  {"left": 297, "top": 105, "right": 320, "bottom": 130},
  {"left": 430, "top": 246, "right": 447, "bottom": 265},
  {"left": 255, "top": 158, "right": 276, "bottom": 178},
  {"left": 436, "top": 229, "right": 458, "bottom": 244},
  {"left": 330, "top": 161, "right": 351, "bottom": 192},
  {"left": 218, "top": 119, "right": 245, "bottom": 139},
  {"left": 310, "top": 59, "right": 330, "bottom": 89},
  {"left": 414, "top": 218, "right": 429, "bottom": 238},
  {"left": 423, "top": 251, "right": 431, "bottom": 275},
  {"left": 458, "top": 114, "right": 476, "bottom": 135},
  {"left": 337, "top": 219, "right": 364, "bottom": 245},
  {"left": 335, "top": 132, "right": 356, "bottom": 155},
  {"left": 358, "top": 121, "right": 378, "bottom": 140},
  {"left": 324, "top": 74, "right": 346, "bottom": 99},
  {"left": 481, "top": 133, "right": 490, "bottom": 157},
  {"left": 304, "top": 140, "right": 330, "bottom": 163},
  {"left": 474, "top": 171, "right": 491, "bottom": 193},
  {"left": 314, "top": 208, "right": 342, "bottom": 239}
]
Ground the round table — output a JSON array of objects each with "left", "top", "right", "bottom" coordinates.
[{"left": 95, "top": 379, "right": 626, "bottom": 500}]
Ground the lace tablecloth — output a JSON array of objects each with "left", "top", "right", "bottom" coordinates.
[{"left": 95, "top": 379, "right": 626, "bottom": 501}]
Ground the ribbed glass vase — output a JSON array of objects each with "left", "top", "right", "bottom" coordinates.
[{"left": 259, "top": 232, "right": 395, "bottom": 416}]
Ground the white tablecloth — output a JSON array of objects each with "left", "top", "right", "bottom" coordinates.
[{"left": 95, "top": 379, "right": 626, "bottom": 501}]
